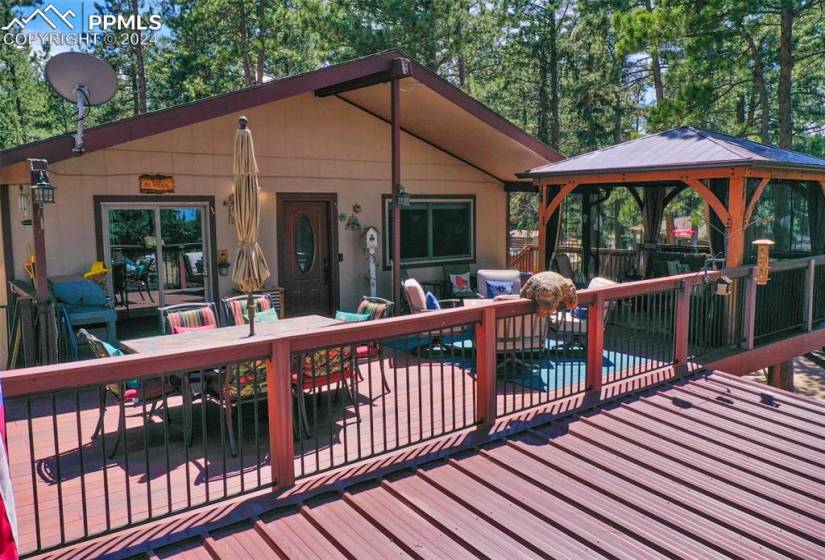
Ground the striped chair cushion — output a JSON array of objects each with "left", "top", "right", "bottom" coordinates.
[
  {"left": 297, "top": 347, "right": 353, "bottom": 379},
  {"left": 356, "top": 300, "right": 387, "bottom": 320},
  {"left": 227, "top": 297, "right": 272, "bottom": 326},
  {"left": 167, "top": 307, "right": 217, "bottom": 333}
]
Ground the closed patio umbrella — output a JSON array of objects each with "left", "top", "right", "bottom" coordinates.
[{"left": 232, "top": 116, "right": 270, "bottom": 335}]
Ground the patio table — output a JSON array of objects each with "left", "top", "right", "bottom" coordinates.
[{"left": 120, "top": 314, "right": 340, "bottom": 354}]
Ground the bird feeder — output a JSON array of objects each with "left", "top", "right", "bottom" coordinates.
[
  {"left": 752, "top": 239, "right": 774, "bottom": 286},
  {"left": 715, "top": 275, "right": 733, "bottom": 296}
]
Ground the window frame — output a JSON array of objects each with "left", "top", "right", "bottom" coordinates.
[{"left": 381, "top": 194, "right": 476, "bottom": 270}]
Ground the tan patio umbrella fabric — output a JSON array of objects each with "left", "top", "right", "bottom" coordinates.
[{"left": 231, "top": 117, "right": 270, "bottom": 293}]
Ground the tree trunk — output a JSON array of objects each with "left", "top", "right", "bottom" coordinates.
[
  {"left": 130, "top": 0, "right": 147, "bottom": 114},
  {"left": 746, "top": 33, "right": 770, "bottom": 144},
  {"left": 778, "top": 0, "right": 793, "bottom": 148},
  {"left": 537, "top": 44, "right": 549, "bottom": 144},
  {"left": 239, "top": 1, "right": 253, "bottom": 86},
  {"left": 645, "top": 0, "right": 664, "bottom": 105},
  {"left": 548, "top": 2, "right": 560, "bottom": 150},
  {"left": 8, "top": 59, "right": 28, "bottom": 143},
  {"left": 255, "top": 0, "right": 267, "bottom": 84}
]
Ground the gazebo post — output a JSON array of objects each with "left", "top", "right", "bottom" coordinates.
[
  {"left": 726, "top": 175, "right": 747, "bottom": 268},
  {"left": 391, "top": 76, "right": 402, "bottom": 311}
]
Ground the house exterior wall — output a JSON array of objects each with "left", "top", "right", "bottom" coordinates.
[{"left": 6, "top": 93, "right": 506, "bottom": 312}]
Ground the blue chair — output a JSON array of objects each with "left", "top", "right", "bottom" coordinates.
[{"left": 51, "top": 277, "right": 117, "bottom": 342}]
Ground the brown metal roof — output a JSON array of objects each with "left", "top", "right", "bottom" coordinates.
[
  {"left": 521, "top": 126, "right": 825, "bottom": 178},
  {"left": 0, "top": 50, "right": 559, "bottom": 182},
  {"left": 45, "top": 370, "right": 825, "bottom": 560}
]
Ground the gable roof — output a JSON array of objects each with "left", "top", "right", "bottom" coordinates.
[
  {"left": 0, "top": 50, "right": 560, "bottom": 182},
  {"left": 521, "top": 126, "right": 825, "bottom": 178},
  {"left": 42, "top": 370, "right": 825, "bottom": 559}
]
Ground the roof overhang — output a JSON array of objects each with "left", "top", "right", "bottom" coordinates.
[{"left": 0, "top": 50, "right": 560, "bottom": 183}]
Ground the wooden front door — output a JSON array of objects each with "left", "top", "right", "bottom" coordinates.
[{"left": 277, "top": 195, "right": 338, "bottom": 317}]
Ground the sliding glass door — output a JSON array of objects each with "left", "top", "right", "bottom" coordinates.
[{"left": 102, "top": 202, "right": 212, "bottom": 319}]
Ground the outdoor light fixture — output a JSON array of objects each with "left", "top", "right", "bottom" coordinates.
[
  {"left": 753, "top": 239, "right": 775, "bottom": 285},
  {"left": 31, "top": 170, "right": 56, "bottom": 205},
  {"left": 397, "top": 184, "right": 411, "bottom": 207}
]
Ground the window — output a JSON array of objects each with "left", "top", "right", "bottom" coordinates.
[{"left": 383, "top": 195, "right": 475, "bottom": 267}]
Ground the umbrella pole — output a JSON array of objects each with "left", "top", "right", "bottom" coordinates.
[{"left": 247, "top": 290, "right": 256, "bottom": 336}]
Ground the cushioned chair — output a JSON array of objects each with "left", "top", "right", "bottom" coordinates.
[
  {"left": 402, "top": 278, "right": 460, "bottom": 313},
  {"left": 476, "top": 269, "right": 522, "bottom": 299},
  {"left": 550, "top": 276, "right": 618, "bottom": 350},
  {"left": 495, "top": 310, "right": 552, "bottom": 371},
  {"left": 442, "top": 264, "right": 477, "bottom": 299},
  {"left": 51, "top": 277, "right": 118, "bottom": 342},
  {"left": 353, "top": 297, "right": 393, "bottom": 393},
  {"left": 79, "top": 329, "right": 185, "bottom": 458},
  {"left": 221, "top": 294, "right": 275, "bottom": 326},
  {"left": 292, "top": 346, "right": 357, "bottom": 437},
  {"left": 159, "top": 302, "right": 219, "bottom": 334}
]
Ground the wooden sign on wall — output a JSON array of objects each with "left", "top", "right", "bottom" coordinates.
[{"left": 139, "top": 174, "right": 175, "bottom": 194}]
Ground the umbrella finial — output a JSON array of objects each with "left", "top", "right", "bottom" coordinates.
[{"left": 238, "top": 116, "right": 248, "bottom": 129}]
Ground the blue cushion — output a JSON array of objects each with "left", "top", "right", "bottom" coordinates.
[
  {"left": 253, "top": 308, "right": 280, "bottom": 323},
  {"left": 425, "top": 292, "right": 441, "bottom": 310},
  {"left": 485, "top": 280, "right": 514, "bottom": 297},
  {"left": 53, "top": 280, "right": 106, "bottom": 306},
  {"left": 99, "top": 340, "right": 125, "bottom": 357},
  {"left": 572, "top": 306, "right": 588, "bottom": 319},
  {"left": 66, "top": 306, "right": 117, "bottom": 325},
  {"left": 335, "top": 310, "right": 371, "bottom": 322}
]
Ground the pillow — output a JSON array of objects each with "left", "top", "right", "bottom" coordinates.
[
  {"left": 449, "top": 273, "right": 474, "bottom": 295},
  {"left": 99, "top": 340, "right": 125, "bottom": 357},
  {"left": 335, "top": 311, "right": 371, "bottom": 322},
  {"left": 253, "top": 308, "right": 280, "bottom": 323},
  {"left": 425, "top": 292, "right": 441, "bottom": 310},
  {"left": 572, "top": 306, "right": 589, "bottom": 320},
  {"left": 172, "top": 324, "right": 216, "bottom": 334},
  {"left": 485, "top": 280, "right": 514, "bottom": 298},
  {"left": 53, "top": 279, "right": 106, "bottom": 307}
]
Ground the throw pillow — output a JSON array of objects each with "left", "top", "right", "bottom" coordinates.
[
  {"left": 253, "top": 308, "right": 280, "bottom": 323},
  {"left": 425, "top": 291, "right": 441, "bottom": 310},
  {"left": 485, "top": 280, "right": 514, "bottom": 297},
  {"left": 335, "top": 311, "right": 371, "bottom": 322},
  {"left": 449, "top": 273, "right": 474, "bottom": 295},
  {"left": 99, "top": 340, "right": 125, "bottom": 357}
]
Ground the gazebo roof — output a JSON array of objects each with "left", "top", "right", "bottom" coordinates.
[{"left": 520, "top": 126, "right": 825, "bottom": 178}]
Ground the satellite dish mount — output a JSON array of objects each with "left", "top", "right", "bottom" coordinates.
[{"left": 45, "top": 52, "right": 118, "bottom": 154}]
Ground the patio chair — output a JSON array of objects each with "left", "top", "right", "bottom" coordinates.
[
  {"left": 159, "top": 302, "right": 220, "bottom": 334},
  {"left": 476, "top": 269, "right": 522, "bottom": 299},
  {"left": 554, "top": 253, "right": 587, "bottom": 289},
  {"left": 50, "top": 277, "right": 118, "bottom": 343},
  {"left": 354, "top": 296, "right": 394, "bottom": 393},
  {"left": 292, "top": 346, "right": 358, "bottom": 438},
  {"left": 79, "top": 329, "right": 186, "bottom": 458},
  {"left": 220, "top": 294, "right": 276, "bottom": 326},
  {"left": 549, "top": 276, "right": 617, "bottom": 350},
  {"left": 496, "top": 310, "right": 551, "bottom": 371},
  {"left": 402, "top": 278, "right": 461, "bottom": 313},
  {"left": 442, "top": 263, "right": 477, "bottom": 299}
]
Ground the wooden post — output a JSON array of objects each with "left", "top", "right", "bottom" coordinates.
[
  {"left": 390, "top": 77, "right": 402, "bottom": 312},
  {"left": 726, "top": 176, "right": 747, "bottom": 268},
  {"left": 803, "top": 258, "right": 815, "bottom": 331},
  {"left": 537, "top": 183, "right": 546, "bottom": 271},
  {"left": 268, "top": 339, "right": 295, "bottom": 490},
  {"left": 673, "top": 280, "right": 691, "bottom": 375},
  {"left": 767, "top": 360, "right": 794, "bottom": 392},
  {"left": 586, "top": 294, "right": 605, "bottom": 394},
  {"left": 742, "top": 267, "right": 758, "bottom": 349},
  {"left": 474, "top": 305, "right": 497, "bottom": 430}
]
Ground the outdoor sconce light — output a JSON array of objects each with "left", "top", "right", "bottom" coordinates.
[
  {"left": 396, "top": 184, "right": 411, "bottom": 207},
  {"left": 218, "top": 249, "right": 230, "bottom": 276},
  {"left": 715, "top": 275, "right": 733, "bottom": 296},
  {"left": 31, "top": 169, "right": 56, "bottom": 205},
  {"left": 753, "top": 239, "right": 774, "bottom": 285}
]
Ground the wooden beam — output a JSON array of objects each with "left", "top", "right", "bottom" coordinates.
[
  {"left": 626, "top": 186, "right": 643, "bottom": 211},
  {"left": 391, "top": 78, "right": 402, "bottom": 312},
  {"left": 682, "top": 177, "right": 732, "bottom": 227},
  {"left": 743, "top": 166, "right": 825, "bottom": 183},
  {"left": 744, "top": 177, "right": 771, "bottom": 225},
  {"left": 0, "top": 161, "right": 30, "bottom": 185},
  {"left": 539, "top": 182, "right": 577, "bottom": 272},
  {"left": 541, "top": 181, "right": 578, "bottom": 223},
  {"left": 586, "top": 293, "right": 605, "bottom": 394},
  {"left": 767, "top": 361, "right": 794, "bottom": 391},
  {"left": 534, "top": 166, "right": 748, "bottom": 186},
  {"left": 315, "top": 58, "right": 411, "bottom": 97},
  {"left": 503, "top": 181, "right": 538, "bottom": 193},
  {"left": 269, "top": 339, "right": 295, "bottom": 490},
  {"left": 726, "top": 176, "right": 747, "bottom": 268},
  {"left": 474, "top": 305, "right": 497, "bottom": 430}
]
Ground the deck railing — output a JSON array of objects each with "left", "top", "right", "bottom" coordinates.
[{"left": 2, "top": 255, "right": 824, "bottom": 556}]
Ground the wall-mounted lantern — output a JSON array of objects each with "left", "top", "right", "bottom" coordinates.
[
  {"left": 396, "top": 184, "right": 411, "bottom": 207},
  {"left": 31, "top": 169, "right": 57, "bottom": 205},
  {"left": 753, "top": 239, "right": 774, "bottom": 285}
]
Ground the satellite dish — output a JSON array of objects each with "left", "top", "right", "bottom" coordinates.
[{"left": 45, "top": 52, "right": 118, "bottom": 153}]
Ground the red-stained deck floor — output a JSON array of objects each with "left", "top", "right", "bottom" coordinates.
[{"left": 33, "top": 370, "right": 825, "bottom": 560}]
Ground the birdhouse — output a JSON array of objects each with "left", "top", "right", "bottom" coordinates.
[
  {"left": 752, "top": 239, "right": 774, "bottom": 285},
  {"left": 716, "top": 275, "right": 733, "bottom": 296}
]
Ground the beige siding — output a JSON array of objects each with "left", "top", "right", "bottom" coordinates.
[{"left": 7, "top": 93, "right": 506, "bottom": 311}]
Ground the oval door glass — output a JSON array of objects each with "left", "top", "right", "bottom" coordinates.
[{"left": 296, "top": 215, "right": 315, "bottom": 273}]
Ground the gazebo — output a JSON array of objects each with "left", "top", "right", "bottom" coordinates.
[{"left": 519, "top": 126, "right": 825, "bottom": 275}]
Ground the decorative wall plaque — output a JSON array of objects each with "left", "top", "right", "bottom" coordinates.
[{"left": 139, "top": 174, "right": 175, "bottom": 194}]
